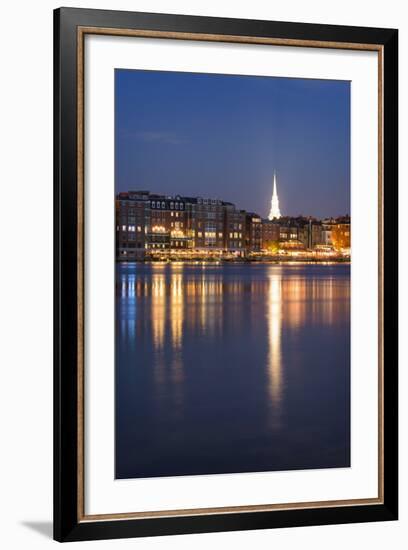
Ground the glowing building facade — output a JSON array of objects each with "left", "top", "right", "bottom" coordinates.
[{"left": 115, "top": 189, "right": 350, "bottom": 260}]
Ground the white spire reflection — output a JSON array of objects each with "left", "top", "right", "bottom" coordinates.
[
  {"left": 170, "top": 269, "right": 184, "bottom": 387},
  {"left": 267, "top": 271, "right": 283, "bottom": 411}
]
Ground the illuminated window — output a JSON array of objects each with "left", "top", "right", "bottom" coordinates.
[
  {"left": 218, "top": 232, "right": 223, "bottom": 238},
  {"left": 198, "top": 232, "right": 202, "bottom": 238},
  {"left": 122, "top": 225, "right": 126, "bottom": 231},
  {"left": 137, "top": 226, "right": 142, "bottom": 232}
]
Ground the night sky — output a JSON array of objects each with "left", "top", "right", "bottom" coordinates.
[{"left": 115, "top": 69, "right": 350, "bottom": 219}]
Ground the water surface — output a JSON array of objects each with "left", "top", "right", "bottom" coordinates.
[{"left": 115, "top": 262, "right": 350, "bottom": 479}]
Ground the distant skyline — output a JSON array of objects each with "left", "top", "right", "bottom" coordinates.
[{"left": 115, "top": 69, "right": 350, "bottom": 219}]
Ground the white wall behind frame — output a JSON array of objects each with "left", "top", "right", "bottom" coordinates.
[{"left": 0, "top": 1, "right": 405, "bottom": 549}]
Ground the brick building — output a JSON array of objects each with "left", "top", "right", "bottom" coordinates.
[{"left": 116, "top": 190, "right": 350, "bottom": 260}]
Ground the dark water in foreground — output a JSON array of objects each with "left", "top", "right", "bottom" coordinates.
[{"left": 115, "top": 262, "right": 350, "bottom": 479}]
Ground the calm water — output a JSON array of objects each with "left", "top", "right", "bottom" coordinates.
[{"left": 115, "top": 262, "right": 350, "bottom": 479}]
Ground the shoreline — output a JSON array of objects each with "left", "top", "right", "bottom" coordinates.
[{"left": 117, "top": 257, "right": 350, "bottom": 265}]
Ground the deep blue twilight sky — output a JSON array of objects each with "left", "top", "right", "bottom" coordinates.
[{"left": 115, "top": 69, "right": 350, "bottom": 219}]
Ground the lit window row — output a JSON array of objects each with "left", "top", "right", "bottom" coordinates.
[
  {"left": 197, "top": 198, "right": 220, "bottom": 205},
  {"left": 120, "top": 225, "right": 141, "bottom": 232},
  {"left": 151, "top": 200, "right": 184, "bottom": 210},
  {"left": 151, "top": 201, "right": 166, "bottom": 209}
]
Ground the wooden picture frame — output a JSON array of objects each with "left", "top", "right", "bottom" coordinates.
[{"left": 54, "top": 7, "right": 398, "bottom": 542}]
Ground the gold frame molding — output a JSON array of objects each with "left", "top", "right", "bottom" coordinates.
[{"left": 76, "top": 26, "right": 384, "bottom": 523}]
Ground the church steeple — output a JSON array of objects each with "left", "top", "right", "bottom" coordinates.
[{"left": 268, "top": 171, "right": 281, "bottom": 220}]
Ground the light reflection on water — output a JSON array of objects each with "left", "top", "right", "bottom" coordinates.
[
  {"left": 268, "top": 273, "right": 282, "bottom": 415},
  {"left": 116, "top": 262, "right": 350, "bottom": 479}
]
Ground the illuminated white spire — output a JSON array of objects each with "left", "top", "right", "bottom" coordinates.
[{"left": 268, "top": 172, "right": 281, "bottom": 220}]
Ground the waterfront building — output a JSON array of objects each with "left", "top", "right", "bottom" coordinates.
[
  {"left": 116, "top": 191, "right": 148, "bottom": 260},
  {"left": 278, "top": 217, "right": 307, "bottom": 250},
  {"left": 245, "top": 213, "right": 262, "bottom": 253},
  {"left": 261, "top": 219, "right": 280, "bottom": 251},
  {"left": 148, "top": 195, "right": 171, "bottom": 251},
  {"left": 309, "top": 220, "right": 323, "bottom": 248},
  {"left": 321, "top": 218, "right": 335, "bottom": 246},
  {"left": 224, "top": 203, "right": 246, "bottom": 256},
  {"left": 331, "top": 216, "right": 351, "bottom": 251},
  {"left": 115, "top": 189, "right": 350, "bottom": 260},
  {"left": 192, "top": 197, "right": 225, "bottom": 251},
  {"left": 168, "top": 196, "right": 190, "bottom": 250},
  {"left": 261, "top": 216, "right": 324, "bottom": 252},
  {"left": 321, "top": 216, "right": 350, "bottom": 250}
]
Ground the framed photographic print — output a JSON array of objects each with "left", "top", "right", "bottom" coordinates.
[{"left": 54, "top": 7, "right": 398, "bottom": 542}]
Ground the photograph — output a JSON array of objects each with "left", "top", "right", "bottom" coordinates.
[{"left": 114, "top": 68, "right": 351, "bottom": 480}]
